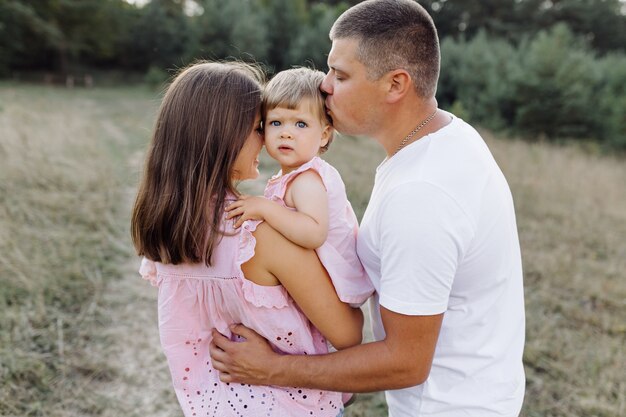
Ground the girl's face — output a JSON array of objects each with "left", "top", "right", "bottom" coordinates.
[
  {"left": 264, "top": 98, "right": 332, "bottom": 174},
  {"left": 232, "top": 114, "right": 264, "bottom": 181}
]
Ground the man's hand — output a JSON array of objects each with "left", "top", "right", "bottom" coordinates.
[
  {"left": 226, "top": 195, "right": 272, "bottom": 228},
  {"left": 209, "top": 324, "right": 281, "bottom": 385}
]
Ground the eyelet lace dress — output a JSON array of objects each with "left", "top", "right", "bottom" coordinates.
[{"left": 140, "top": 214, "right": 343, "bottom": 416}]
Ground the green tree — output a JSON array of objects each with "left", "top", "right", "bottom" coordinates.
[
  {"left": 439, "top": 31, "right": 519, "bottom": 129},
  {"left": 0, "top": 1, "right": 57, "bottom": 74},
  {"left": 545, "top": 0, "right": 626, "bottom": 54},
  {"left": 124, "top": 0, "right": 195, "bottom": 71},
  {"left": 0, "top": 0, "right": 137, "bottom": 74},
  {"left": 422, "top": 0, "right": 626, "bottom": 54},
  {"left": 512, "top": 24, "right": 601, "bottom": 138},
  {"left": 438, "top": 22, "right": 626, "bottom": 149},
  {"left": 421, "top": 0, "right": 526, "bottom": 41},
  {"left": 287, "top": 2, "right": 346, "bottom": 70},
  {"left": 596, "top": 53, "right": 626, "bottom": 149},
  {"left": 192, "top": 0, "right": 269, "bottom": 64},
  {"left": 261, "top": 0, "right": 307, "bottom": 71}
]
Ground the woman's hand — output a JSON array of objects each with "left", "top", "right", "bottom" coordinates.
[
  {"left": 210, "top": 324, "right": 281, "bottom": 385},
  {"left": 226, "top": 195, "right": 272, "bottom": 228}
]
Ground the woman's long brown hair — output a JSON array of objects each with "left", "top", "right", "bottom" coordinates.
[{"left": 131, "top": 61, "right": 263, "bottom": 265}]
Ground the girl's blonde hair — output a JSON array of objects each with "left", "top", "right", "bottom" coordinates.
[
  {"left": 131, "top": 61, "right": 263, "bottom": 265},
  {"left": 263, "top": 67, "right": 333, "bottom": 153}
]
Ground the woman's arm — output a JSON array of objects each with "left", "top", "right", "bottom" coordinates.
[
  {"left": 242, "top": 222, "right": 363, "bottom": 349},
  {"left": 227, "top": 170, "right": 328, "bottom": 249}
]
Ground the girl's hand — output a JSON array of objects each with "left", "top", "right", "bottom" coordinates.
[{"left": 226, "top": 195, "right": 271, "bottom": 228}]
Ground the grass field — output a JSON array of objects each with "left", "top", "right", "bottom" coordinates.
[{"left": 0, "top": 84, "right": 624, "bottom": 417}]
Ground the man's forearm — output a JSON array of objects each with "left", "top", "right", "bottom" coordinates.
[
  {"left": 270, "top": 339, "right": 426, "bottom": 392},
  {"left": 210, "top": 310, "right": 441, "bottom": 391}
]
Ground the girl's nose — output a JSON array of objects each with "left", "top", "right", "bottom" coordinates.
[{"left": 280, "top": 130, "right": 293, "bottom": 139}]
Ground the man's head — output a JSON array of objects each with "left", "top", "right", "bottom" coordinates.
[{"left": 330, "top": 0, "right": 440, "bottom": 98}]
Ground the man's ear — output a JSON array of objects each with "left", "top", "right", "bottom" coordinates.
[
  {"left": 320, "top": 124, "right": 333, "bottom": 148},
  {"left": 384, "top": 69, "right": 412, "bottom": 104}
]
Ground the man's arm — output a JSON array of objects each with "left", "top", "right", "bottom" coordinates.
[{"left": 210, "top": 307, "right": 442, "bottom": 392}]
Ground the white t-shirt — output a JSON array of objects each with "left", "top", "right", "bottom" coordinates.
[{"left": 357, "top": 113, "right": 525, "bottom": 417}]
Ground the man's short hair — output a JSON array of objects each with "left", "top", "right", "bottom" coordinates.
[{"left": 330, "top": 0, "right": 440, "bottom": 98}]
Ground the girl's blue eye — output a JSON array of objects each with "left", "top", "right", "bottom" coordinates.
[
  {"left": 269, "top": 121, "right": 280, "bottom": 127},
  {"left": 296, "top": 121, "right": 307, "bottom": 128}
]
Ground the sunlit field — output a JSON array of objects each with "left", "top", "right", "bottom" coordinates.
[{"left": 1, "top": 84, "right": 624, "bottom": 417}]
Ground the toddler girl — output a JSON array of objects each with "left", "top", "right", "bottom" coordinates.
[{"left": 226, "top": 67, "right": 374, "bottom": 307}]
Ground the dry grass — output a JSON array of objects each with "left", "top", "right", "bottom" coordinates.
[
  {"left": 0, "top": 84, "right": 170, "bottom": 416},
  {"left": 484, "top": 132, "right": 626, "bottom": 417},
  {"left": 1, "top": 85, "right": 623, "bottom": 417}
]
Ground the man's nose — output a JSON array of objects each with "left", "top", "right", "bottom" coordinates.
[{"left": 321, "top": 73, "right": 332, "bottom": 94}]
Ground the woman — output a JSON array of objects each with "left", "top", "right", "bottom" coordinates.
[{"left": 131, "top": 61, "right": 363, "bottom": 417}]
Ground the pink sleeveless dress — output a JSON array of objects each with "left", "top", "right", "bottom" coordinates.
[
  {"left": 139, "top": 209, "right": 344, "bottom": 416},
  {"left": 264, "top": 156, "right": 374, "bottom": 306}
]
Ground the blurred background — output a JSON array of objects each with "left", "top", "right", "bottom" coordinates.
[
  {"left": 1, "top": 0, "right": 625, "bottom": 148},
  {"left": 0, "top": 1, "right": 624, "bottom": 416}
]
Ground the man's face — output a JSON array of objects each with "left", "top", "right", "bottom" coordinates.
[{"left": 321, "top": 38, "right": 383, "bottom": 137}]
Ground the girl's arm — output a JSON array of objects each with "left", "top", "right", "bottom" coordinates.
[
  {"left": 227, "top": 170, "right": 329, "bottom": 249},
  {"left": 242, "top": 222, "right": 363, "bottom": 349}
]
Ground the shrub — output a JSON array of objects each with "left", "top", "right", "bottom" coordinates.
[
  {"left": 143, "top": 65, "right": 169, "bottom": 89},
  {"left": 439, "top": 31, "right": 519, "bottom": 130},
  {"left": 438, "top": 23, "right": 626, "bottom": 150},
  {"left": 595, "top": 53, "right": 626, "bottom": 150},
  {"left": 511, "top": 24, "right": 601, "bottom": 139}
]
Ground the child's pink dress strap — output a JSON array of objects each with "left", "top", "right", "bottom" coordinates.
[{"left": 265, "top": 156, "right": 374, "bottom": 306}]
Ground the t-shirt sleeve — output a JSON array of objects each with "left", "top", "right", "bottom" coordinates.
[{"left": 377, "top": 181, "right": 475, "bottom": 315}]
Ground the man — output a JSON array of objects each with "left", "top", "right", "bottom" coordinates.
[{"left": 210, "top": 1, "right": 526, "bottom": 415}]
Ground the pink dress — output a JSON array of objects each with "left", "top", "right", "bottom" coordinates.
[
  {"left": 139, "top": 210, "right": 344, "bottom": 417},
  {"left": 265, "top": 156, "right": 374, "bottom": 306}
]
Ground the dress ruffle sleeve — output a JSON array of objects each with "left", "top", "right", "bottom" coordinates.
[
  {"left": 237, "top": 219, "right": 290, "bottom": 309},
  {"left": 139, "top": 257, "right": 159, "bottom": 286}
]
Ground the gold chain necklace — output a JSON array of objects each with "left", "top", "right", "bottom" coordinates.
[{"left": 393, "top": 109, "right": 438, "bottom": 156}]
